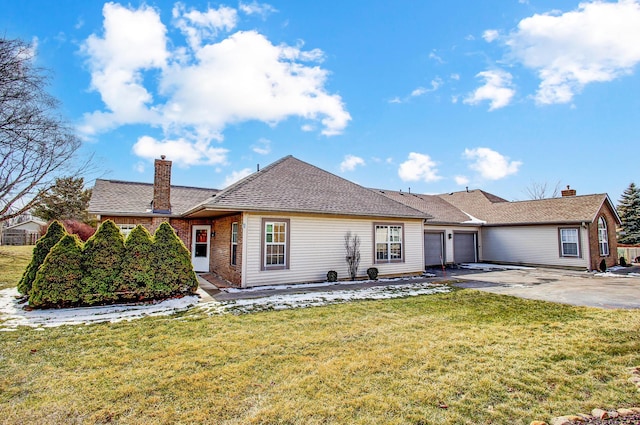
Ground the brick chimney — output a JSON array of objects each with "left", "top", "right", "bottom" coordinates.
[
  {"left": 153, "top": 155, "right": 172, "bottom": 213},
  {"left": 561, "top": 185, "right": 576, "bottom": 197}
]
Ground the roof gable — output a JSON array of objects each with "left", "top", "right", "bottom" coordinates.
[
  {"left": 438, "top": 190, "right": 615, "bottom": 225},
  {"left": 189, "top": 156, "right": 426, "bottom": 219},
  {"left": 89, "top": 180, "right": 218, "bottom": 216},
  {"left": 373, "top": 189, "right": 470, "bottom": 224}
]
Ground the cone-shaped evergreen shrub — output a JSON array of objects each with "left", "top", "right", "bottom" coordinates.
[
  {"left": 29, "top": 234, "right": 83, "bottom": 308},
  {"left": 151, "top": 222, "right": 198, "bottom": 297},
  {"left": 81, "top": 220, "right": 125, "bottom": 305},
  {"left": 115, "top": 225, "right": 155, "bottom": 300},
  {"left": 17, "top": 220, "right": 66, "bottom": 296}
]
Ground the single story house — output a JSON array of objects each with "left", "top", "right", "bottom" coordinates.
[
  {"left": 1, "top": 218, "right": 47, "bottom": 245},
  {"left": 377, "top": 186, "right": 621, "bottom": 271},
  {"left": 90, "top": 155, "right": 621, "bottom": 288},
  {"left": 89, "top": 156, "right": 428, "bottom": 287}
]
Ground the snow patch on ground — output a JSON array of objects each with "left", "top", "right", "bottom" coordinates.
[
  {"left": 202, "top": 282, "right": 452, "bottom": 315},
  {"left": 0, "top": 280, "right": 451, "bottom": 329},
  {"left": 458, "top": 263, "right": 535, "bottom": 271},
  {"left": 222, "top": 274, "right": 436, "bottom": 293},
  {"left": 0, "top": 287, "right": 198, "bottom": 330}
]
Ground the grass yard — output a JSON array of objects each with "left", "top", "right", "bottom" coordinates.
[
  {"left": 1, "top": 246, "right": 639, "bottom": 424},
  {"left": 0, "top": 245, "right": 33, "bottom": 290}
]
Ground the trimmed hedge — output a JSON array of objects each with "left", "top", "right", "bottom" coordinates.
[
  {"left": 151, "top": 222, "right": 198, "bottom": 298},
  {"left": 17, "top": 220, "right": 66, "bottom": 296},
  {"left": 25, "top": 220, "right": 199, "bottom": 309},
  {"left": 81, "top": 220, "right": 125, "bottom": 305},
  {"left": 115, "top": 225, "right": 154, "bottom": 301},
  {"left": 29, "top": 234, "right": 84, "bottom": 308}
]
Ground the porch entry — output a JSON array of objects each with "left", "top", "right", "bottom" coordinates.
[{"left": 191, "top": 225, "right": 211, "bottom": 272}]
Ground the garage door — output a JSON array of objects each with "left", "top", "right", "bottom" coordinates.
[
  {"left": 424, "top": 232, "right": 445, "bottom": 266},
  {"left": 453, "top": 232, "right": 477, "bottom": 263}
]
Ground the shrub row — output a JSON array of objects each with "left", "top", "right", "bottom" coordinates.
[{"left": 21, "top": 220, "right": 198, "bottom": 308}]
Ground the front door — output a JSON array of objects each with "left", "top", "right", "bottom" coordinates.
[{"left": 191, "top": 225, "right": 210, "bottom": 272}]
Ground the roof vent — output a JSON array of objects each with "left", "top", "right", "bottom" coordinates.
[{"left": 561, "top": 185, "right": 576, "bottom": 197}]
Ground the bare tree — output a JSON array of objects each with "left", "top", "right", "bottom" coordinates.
[
  {"left": 524, "top": 180, "right": 562, "bottom": 200},
  {"left": 344, "top": 231, "right": 360, "bottom": 281},
  {"left": 0, "top": 38, "right": 91, "bottom": 223}
]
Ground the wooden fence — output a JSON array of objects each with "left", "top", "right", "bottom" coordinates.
[
  {"left": 618, "top": 245, "right": 640, "bottom": 263},
  {"left": 1, "top": 229, "right": 41, "bottom": 245}
]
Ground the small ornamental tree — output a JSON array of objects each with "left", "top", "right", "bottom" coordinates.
[
  {"left": 17, "top": 220, "right": 66, "bottom": 296},
  {"left": 151, "top": 222, "right": 198, "bottom": 297},
  {"left": 81, "top": 220, "right": 125, "bottom": 305},
  {"left": 115, "top": 225, "right": 154, "bottom": 300},
  {"left": 344, "top": 231, "right": 361, "bottom": 281},
  {"left": 29, "top": 234, "right": 83, "bottom": 308}
]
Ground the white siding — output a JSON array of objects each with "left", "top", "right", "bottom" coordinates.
[
  {"left": 243, "top": 214, "right": 424, "bottom": 287},
  {"left": 481, "top": 225, "right": 589, "bottom": 268}
]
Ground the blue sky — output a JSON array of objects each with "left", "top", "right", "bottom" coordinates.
[{"left": 3, "top": 0, "right": 639, "bottom": 202}]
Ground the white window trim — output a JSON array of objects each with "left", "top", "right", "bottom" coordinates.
[
  {"left": 598, "top": 217, "right": 609, "bottom": 256},
  {"left": 261, "top": 218, "right": 290, "bottom": 271},
  {"left": 117, "top": 224, "right": 136, "bottom": 238},
  {"left": 231, "top": 222, "right": 238, "bottom": 266},
  {"left": 374, "top": 223, "right": 404, "bottom": 264},
  {"left": 559, "top": 227, "right": 580, "bottom": 258}
]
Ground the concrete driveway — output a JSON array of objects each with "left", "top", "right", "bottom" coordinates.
[{"left": 450, "top": 266, "right": 640, "bottom": 309}]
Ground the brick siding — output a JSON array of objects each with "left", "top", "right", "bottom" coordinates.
[
  {"left": 209, "top": 214, "right": 243, "bottom": 286},
  {"left": 587, "top": 203, "right": 619, "bottom": 270}
]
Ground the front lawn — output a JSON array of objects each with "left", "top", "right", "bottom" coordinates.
[
  {"left": 0, "top": 246, "right": 639, "bottom": 424},
  {"left": 0, "top": 245, "right": 33, "bottom": 290}
]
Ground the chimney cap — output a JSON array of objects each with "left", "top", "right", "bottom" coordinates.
[{"left": 160, "top": 155, "right": 166, "bottom": 160}]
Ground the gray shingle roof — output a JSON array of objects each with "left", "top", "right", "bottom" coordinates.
[
  {"left": 89, "top": 179, "right": 218, "bottom": 216},
  {"left": 373, "top": 189, "right": 469, "bottom": 224},
  {"left": 438, "top": 190, "right": 616, "bottom": 225},
  {"left": 187, "top": 156, "right": 427, "bottom": 219}
]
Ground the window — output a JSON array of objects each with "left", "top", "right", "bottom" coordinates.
[
  {"left": 117, "top": 224, "right": 136, "bottom": 238},
  {"left": 261, "top": 219, "right": 290, "bottom": 270},
  {"left": 598, "top": 217, "right": 609, "bottom": 256},
  {"left": 559, "top": 228, "right": 580, "bottom": 257},
  {"left": 375, "top": 224, "right": 403, "bottom": 263},
  {"left": 231, "top": 222, "right": 238, "bottom": 266}
]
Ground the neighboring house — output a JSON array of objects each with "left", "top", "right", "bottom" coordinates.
[
  {"left": 1, "top": 219, "right": 47, "bottom": 245},
  {"left": 89, "top": 156, "right": 428, "bottom": 287},
  {"left": 373, "top": 190, "right": 485, "bottom": 266},
  {"left": 381, "top": 186, "right": 621, "bottom": 271}
]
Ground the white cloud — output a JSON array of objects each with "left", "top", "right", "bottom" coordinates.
[
  {"left": 134, "top": 161, "right": 145, "bottom": 173},
  {"left": 251, "top": 138, "right": 271, "bottom": 155},
  {"left": 482, "top": 29, "right": 499, "bottom": 42},
  {"left": 223, "top": 167, "right": 253, "bottom": 187},
  {"left": 455, "top": 175, "right": 470, "bottom": 185},
  {"left": 506, "top": 0, "right": 640, "bottom": 104},
  {"left": 340, "top": 155, "right": 365, "bottom": 172},
  {"left": 239, "top": 1, "right": 277, "bottom": 18},
  {"left": 464, "top": 69, "right": 515, "bottom": 110},
  {"left": 81, "top": 2, "right": 351, "bottom": 164},
  {"left": 398, "top": 153, "right": 442, "bottom": 183},
  {"left": 81, "top": 3, "right": 168, "bottom": 131},
  {"left": 172, "top": 3, "right": 238, "bottom": 50},
  {"left": 463, "top": 147, "right": 521, "bottom": 180},
  {"left": 450, "top": 73, "right": 460, "bottom": 81},
  {"left": 429, "top": 51, "right": 444, "bottom": 64},
  {"left": 392, "top": 79, "right": 443, "bottom": 103},
  {"left": 132, "top": 135, "right": 228, "bottom": 166}
]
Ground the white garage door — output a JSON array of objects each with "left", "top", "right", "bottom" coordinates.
[
  {"left": 424, "top": 232, "right": 445, "bottom": 266},
  {"left": 454, "top": 232, "right": 477, "bottom": 263}
]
